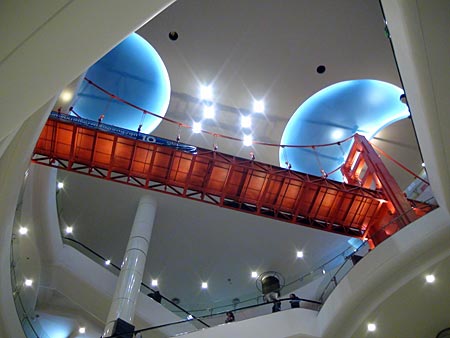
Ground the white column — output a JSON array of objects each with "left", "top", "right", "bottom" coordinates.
[{"left": 103, "top": 195, "right": 157, "bottom": 337}]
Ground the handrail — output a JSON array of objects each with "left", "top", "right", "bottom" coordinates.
[
  {"left": 318, "top": 204, "right": 436, "bottom": 301},
  {"left": 179, "top": 242, "right": 356, "bottom": 316},
  {"left": 104, "top": 297, "right": 322, "bottom": 338},
  {"left": 63, "top": 237, "right": 347, "bottom": 318},
  {"left": 62, "top": 237, "right": 210, "bottom": 328}
]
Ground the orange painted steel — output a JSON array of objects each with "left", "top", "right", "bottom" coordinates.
[
  {"left": 32, "top": 116, "right": 435, "bottom": 241},
  {"left": 341, "top": 134, "right": 427, "bottom": 246}
]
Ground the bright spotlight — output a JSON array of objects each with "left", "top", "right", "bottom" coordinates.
[
  {"left": 200, "top": 85, "right": 213, "bottom": 101},
  {"left": 331, "top": 129, "right": 343, "bottom": 140},
  {"left": 57, "top": 182, "right": 64, "bottom": 189},
  {"left": 104, "top": 260, "right": 111, "bottom": 266},
  {"left": 251, "top": 271, "right": 258, "bottom": 278},
  {"left": 297, "top": 251, "right": 304, "bottom": 258},
  {"left": 60, "top": 90, "right": 73, "bottom": 103},
  {"left": 243, "top": 134, "right": 253, "bottom": 147},
  {"left": 425, "top": 274, "right": 435, "bottom": 283},
  {"left": 241, "top": 115, "right": 252, "bottom": 128},
  {"left": 19, "top": 227, "right": 28, "bottom": 235},
  {"left": 65, "top": 226, "right": 73, "bottom": 234},
  {"left": 367, "top": 323, "right": 376, "bottom": 332},
  {"left": 203, "top": 105, "right": 215, "bottom": 119},
  {"left": 253, "top": 99, "right": 265, "bottom": 113},
  {"left": 24, "top": 279, "right": 33, "bottom": 287},
  {"left": 201, "top": 282, "right": 208, "bottom": 289},
  {"left": 187, "top": 315, "right": 194, "bottom": 320},
  {"left": 79, "top": 327, "right": 86, "bottom": 334},
  {"left": 151, "top": 279, "right": 158, "bottom": 287},
  {"left": 192, "top": 122, "right": 202, "bottom": 134}
]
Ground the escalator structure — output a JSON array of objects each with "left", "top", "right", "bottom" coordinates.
[{"left": 32, "top": 112, "right": 435, "bottom": 247}]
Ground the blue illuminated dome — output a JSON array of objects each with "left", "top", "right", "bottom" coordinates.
[
  {"left": 279, "top": 79, "right": 409, "bottom": 181},
  {"left": 73, "top": 33, "right": 170, "bottom": 134}
]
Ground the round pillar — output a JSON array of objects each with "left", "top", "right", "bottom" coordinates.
[{"left": 103, "top": 195, "right": 156, "bottom": 337}]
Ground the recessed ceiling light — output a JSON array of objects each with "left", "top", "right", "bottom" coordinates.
[
  {"left": 151, "top": 279, "right": 158, "bottom": 287},
  {"left": 297, "top": 251, "right": 304, "bottom": 258},
  {"left": 192, "top": 122, "right": 202, "bottom": 133},
  {"left": 425, "top": 274, "right": 435, "bottom": 283},
  {"left": 241, "top": 115, "right": 252, "bottom": 128},
  {"left": 367, "top": 323, "right": 376, "bottom": 332},
  {"left": 104, "top": 260, "right": 111, "bottom": 266},
  {"left": 60, "top": 90, "right": 73, "bottom": 102},
  {"left": 253, "top": 99, "right": 265, "bottom": 113},
  {"left": 421, "top": 162, "right": 426, "bottom": 167},
  {"left": 203, "top": 105, "right": 215, "bottom": 119},
  {"left": 322, "top": 269, "right": 326, "bottom": 275},
  {"left": 251, "top": 271, "right": 258, "bottom": 278},
  {"left": 65, "top": 226, "right": 73, "bottom": 234},
  {"left": 19, "top": 226, "right": 28, "bottom": 235},
  {"left": 186, "top": 315, "right": 193, "bottom": 320},
  {"left": 57, "top": 182, "right": 64, "bottom": 189},
  {"left": 79, "top": 327, "right": 86, "bottom": 334},
  {"left": 201, "top": 282, "right": 208, "bottom": 289},
  {"left": 200, "top": 85, "right": 213, "bottom": 101},
  {"left": 24, "top": 279, "right": 33, "bottom": 287},
  {"left": 243, "top": 134, "right": 253, "bottom": 147}
]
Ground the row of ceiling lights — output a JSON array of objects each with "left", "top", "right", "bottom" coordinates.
[
  {"left": 195, "top": 85, "right": 265, "bottom": 147},
  {"left": 20, "top": 220, "right": 440, "bottom": 292},
  {"left": 60, "top": 85, "right": 264, "bottom": 147}
]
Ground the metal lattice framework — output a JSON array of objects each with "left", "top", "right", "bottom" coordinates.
[{"left": 32, "top": 114, "right": 435, "bottom": 244}]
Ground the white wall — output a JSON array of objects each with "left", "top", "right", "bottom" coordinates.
[
  {"left": 0, "top": 1, "right": 173, "bottom": 337},
  {"left": 179, "top": 308, "right": 320, "bottom": 338}
]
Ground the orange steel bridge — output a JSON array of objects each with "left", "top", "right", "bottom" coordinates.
[{"left": 32, "top": 113, "right": 435, "bottom": 246}]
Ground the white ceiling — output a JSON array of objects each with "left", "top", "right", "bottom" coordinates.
[{"left": 56, "top": 0, "right": 426, "bottom": 317}]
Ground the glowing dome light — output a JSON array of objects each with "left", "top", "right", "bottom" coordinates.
[
  {"left": 73, "top": 33, "right": 170, "bottom": 134},
  {"left": 19, "top": 226, "right": 28, "bottom": 235},
  {"left": 425, "top": 274, "right": 435, "bottom": 283},
  {"left": 280, "top": 80, "right": 409, "bottom": 181},
  {"left": 367, "top": 323, "right": 376, "bottom": 332},
  {"left": 60, "top": 90, "right": 73, "bottom": 102}
]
